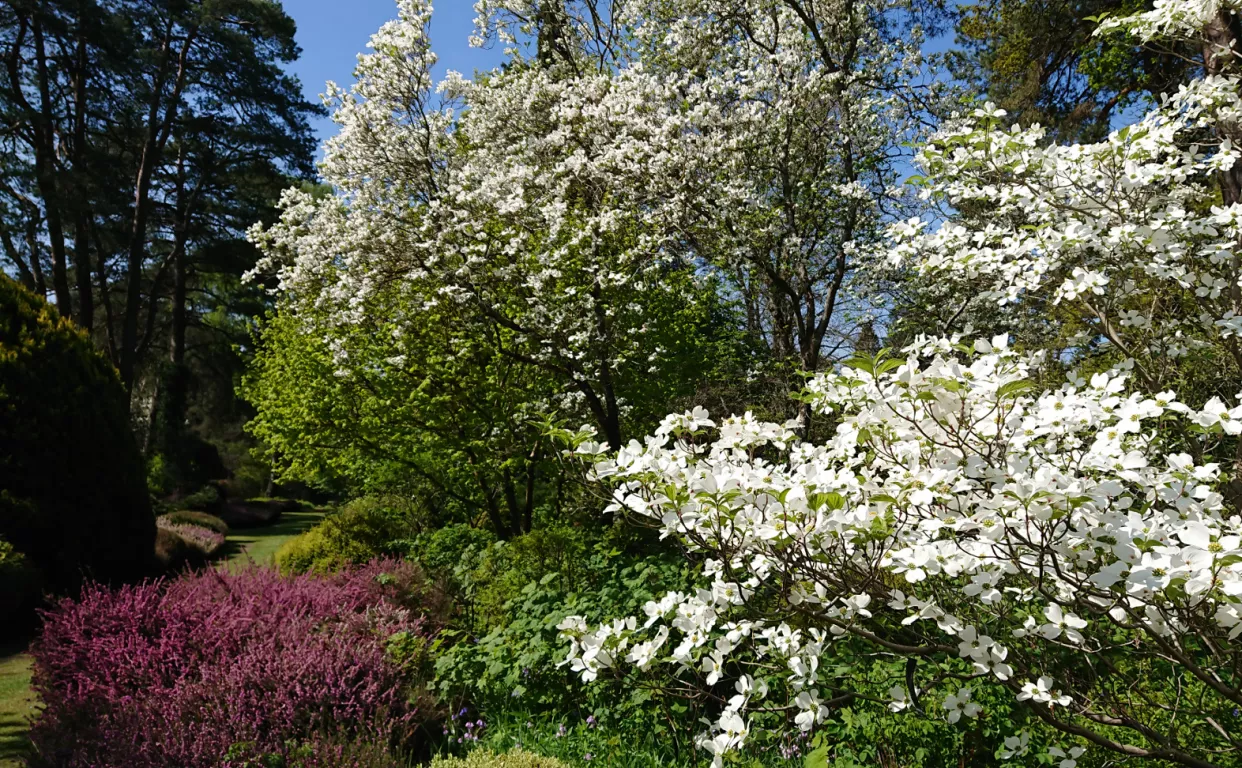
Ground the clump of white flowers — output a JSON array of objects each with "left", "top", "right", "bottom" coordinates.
[
  {"left": 559, "top": 333, "right": 1242, "bottom": 765},
  {"left": 888, "top": 70, "right": 1242, "bottom": 392}
]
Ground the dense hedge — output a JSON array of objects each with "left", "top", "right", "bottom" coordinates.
[{"left": 0, "top": 276, "right": 154, "bottom": 589}]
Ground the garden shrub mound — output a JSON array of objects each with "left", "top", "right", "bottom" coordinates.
[
  {"left": 0, "top": 276, "right": 154, "bottom": 588},
  {"left": 30, "top": 560, "right": 439, "bottom": 768},
  {"left": 157, "top": 509, "right": 228, "bottom": 535},
  {"left": 277, "top": 495, "right": 422, "bottom": 575},
  {"left": 155, "top": 517, "right": 226, "bottom": 559},
  {"left": 431, "top": 750, "right": 569, "bottom": 768},
  {"left": 217, "top": 497, "right": 291, "bottom": 528}
]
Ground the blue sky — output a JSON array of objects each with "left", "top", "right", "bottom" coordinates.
[{"left": 282, "top": 0, "right": 508, "bottom": 147}]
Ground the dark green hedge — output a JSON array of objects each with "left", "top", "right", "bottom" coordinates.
[{"left": 0, "top": 276, "right": 154, "bottom": 589}]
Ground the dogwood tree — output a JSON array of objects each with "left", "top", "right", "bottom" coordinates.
[
  {"left": 889, "top": 1, "right": 1242, "bottom": 408},
  {"left": 251, "top": 0, "right": 947, "bottom": 448},
  {"left": 560, "top": 336, "right": 1242, "bottom": 766},
  {"left": 250, "top": 0, "right": 729, "bottom": 450},
  {"left": 558, "top": 6, "right": 1242, "bottom": 767}
]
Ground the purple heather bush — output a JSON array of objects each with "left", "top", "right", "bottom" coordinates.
[{"left": 30, "top": 560, "right": 441, "bottom": 768}]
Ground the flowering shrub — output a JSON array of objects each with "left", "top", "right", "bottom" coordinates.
[
  {"left": 558, "top": 337, "right": 1242, "bottom": 766},
  {"left": 159, "top": 510, "right": 229, "bottom": 535},
  {"left": 30, "top": 561, "right": 440, "bottom": 768},
  {"left": 156, "top": 518, "right": 226, "bottom": 558}
]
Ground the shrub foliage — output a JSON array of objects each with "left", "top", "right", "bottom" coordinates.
[
  {"left": 0, "top": 276, "right": 154, "bottom": 588},
  {"left": 276, "top": 495, "right": 423, "bottom": 575},
  {"left": 30, "top": 560, "right": 441, "bottom": 768}
]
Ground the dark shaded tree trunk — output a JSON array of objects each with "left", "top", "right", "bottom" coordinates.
[
  {"left": 71, "top": 15, "right": 93, "bottom": 331},
  {"left": 30, "top": 19, "right": 71, "bottom": 315},
  {"left": 119, "top": 23, "right": 196, "bottom": 390}
]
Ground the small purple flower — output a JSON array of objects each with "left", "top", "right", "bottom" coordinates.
[
  {"left": 584, "top": 754, "right": 593, "bottom": 761},
  {"left": 586, "top": 715, "right": 596, "bottom": 728},
  {"left": 556, "top": 723, "right": 567, "bottom": 738}
]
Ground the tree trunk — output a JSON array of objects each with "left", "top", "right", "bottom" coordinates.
[
  {"left": 119, "top": 24, "right": 197, "bottom": 391},
  {"left": 71, "top": 15, "right": 93, "bottom": 331},
  {"left": 1, "top": 228, "right": 36, "bottom": 290},
  {"left": 30, "top": 19, "right": 72, "bottom": 316},
  {"left": 91, "top": 218, "right": 118, "bottom": 362},
  {"left": 22, "top": 207, "right": 47, "bottom": 297}
]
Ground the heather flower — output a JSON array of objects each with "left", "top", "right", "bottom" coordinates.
[{"left": 30, "top": 560, "right": 438, "bottom": 768}]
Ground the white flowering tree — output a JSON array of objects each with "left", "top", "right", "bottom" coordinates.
[
  {"left": 251, "top": 0, "right": 950, "bottom": 452},
  {"left": 559, "top": 336, "right": 1242, "bottom": 766},
  {"left": 557, "top": 5, "right": 1242, "bottom": 767},
  {"left": 888, "top": 2, "right": 1242, "bottom": 408},
  {"left": 633, "top": 0, "right": 945, "bottom": 428},
  {"left": 250, "top": 0, "right": 731, "bottom": 451}
]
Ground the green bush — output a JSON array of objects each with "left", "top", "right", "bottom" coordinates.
[
  {"left": 180, "top": 484, "right": 222, "bottom": 512},
  {"left": 431, "top": 749, "right": 569, "bottom": 768},
  {"left": 158, "top": 510, "right": 229, "bottom": 535},
  {"left": 0, "top": 276, "right": 154, "bottom": 589},
  {"left": 0, "top": 535, "right": 42, "bottom": 635},
  {"left": 275, "top": 495, "right": 423, "bottom": 575},
  {"left": 154, "top": 526, "right": 194, "bottom": 571},
  {"left": 432, "top": 522, "right": 695, "bottom": 730}
]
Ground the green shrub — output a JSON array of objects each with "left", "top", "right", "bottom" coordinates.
[
  {"left": 154, "top": 527, "right": 194, "bottom": 571},
  {"left": 158, "top": 510, "right": 229, "bottom": 535},
  {"left": 432, "top": 522, "right": 696, "bottom": 733},
  {"left": 0, "top": 276, "right": 154, "bottom": 589},
  {"left": 0, "top": 535, "right": 42, "bottom": 636},
  {"left": 431, "top": 749, "right": 569, "bottom": 768},
  {"left": 276, "top": 495, "right": 423, "bottom": 575},
  {"left": 180, "top": 484, "right": 222, "bottom": 512}
]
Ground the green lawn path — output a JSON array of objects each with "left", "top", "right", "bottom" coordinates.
[
  {"left": 0, "top": 505, "right": 327, "bottom": 766},
  {"left": 221, "top": 506, "right": 327, "bottom": 569},
  {"left": 0, "top": 650, "right": 34, "bottom": 768}
]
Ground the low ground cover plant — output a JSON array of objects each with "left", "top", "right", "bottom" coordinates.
[
  {"left": 29, "top": 560, "right": 442, "bottom": 768},
  {"left": 431, "top": 749, "right": 568, "bottom": 768}
]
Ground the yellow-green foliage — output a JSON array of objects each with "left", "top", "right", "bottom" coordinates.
[
  {"left": 0, "top": 276, "right": 154, "bottom": 588},
  {"left": 275, "top": 495, "right": 420, "bottom": 575},
  {"left": 430, "top": 749, "right": 569, "bottom": 768}
]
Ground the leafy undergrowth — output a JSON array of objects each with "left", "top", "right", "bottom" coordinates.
[{"left": 452, "top": 710, "right": 812, "bottom": 768}]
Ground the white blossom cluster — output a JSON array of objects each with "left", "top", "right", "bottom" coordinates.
[
  {"left": 247, "top": 0, "right": 939, "bottom": 434},
  {"left": 559, "top": 336, "right": 1242, "bottom": 763},
  {"left": 888, "top": 74, "right": 1242, "bottom": 387}
]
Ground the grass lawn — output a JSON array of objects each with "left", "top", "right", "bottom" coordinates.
[
  {"left": 0, "top": 649, "right": 35, "bottom": 768},
  {"left": 221, "top": 506, "right": 328, "bottom": 570}
]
